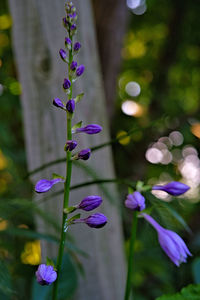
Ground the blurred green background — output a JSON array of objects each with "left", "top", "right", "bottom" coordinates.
[{"left": 0, "top": 0, "right": 200, "bottom": 299}]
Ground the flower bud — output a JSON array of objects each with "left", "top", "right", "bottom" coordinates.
[
  {"left": 84, "top": 213, "right": 107, "bottom": 228},
  {"left": 53, "top": 98, "right": 64, "bottom": 109},
  {"left": 152, "top": 181, "right": 190, "bottom": 196},
  {"left": 63, "top": 78, "right": 71, "bottom": 90},
  {"left": 66, "top": 99, "right": 75, "bottom": 113},
  {"left": 74, "top": 42, "right": 81, "bottom": 52},
  {"left": 125, "top": 191, "right": 145, "bottom": 211},
  {"left": 36, "top": 264, "right": 57, "bottom": 285},
  {"left": 76, "top": 65, "right": 85, "bottom": 77},
  {"left": 70, "top": 61, "right": 78, "bottom": 71},
  {"left": 76, "top": 124, "right": 102, "bottom": 135},
  {"left": 78, "top": 148, "right": 91, "bottom": 160},
  {"left": 65, "top": 140, "right": 77, "bottom": 151},
  {"left": 59, "top": 49, "right": 67, "bottom": 62},
  {"left": 63, "top": 17, "right": 69, "bottom": 29},
  {"left": 78, "top": 195, "right": 102, "bottom": 211},
  {"left": 65, "top": 37, "right": 72, "bottom": 50},
  {"left": 35, "top": 178, "right": 64, "bottom": 193},
  {"left": 70, "top": 24, "right": 77, "bottom": 33}
]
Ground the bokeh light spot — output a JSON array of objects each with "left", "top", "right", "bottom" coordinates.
[
  {"left": 125, "top": 81, "right": 141, "bottom": 97},
  {"left": 121, "top": 100, "right": 143, "bottom": 117},
  {"left": 117, "top": 130, "right": 131, "bottom": 145}
]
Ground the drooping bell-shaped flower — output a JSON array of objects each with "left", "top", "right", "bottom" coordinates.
[
  {"left": 65, "top": 140, "right": 77, "bottom": 151},
  {"left": 59, "top": 49, "right": 68, "bottom": 62},
  {"left": 142, "top": 213, "right": 192, "bottom": 266},
  {"left": 73, "top": 42, "right": 81, "bottom": 52},
  {"left": 76, "top": 65, "right": 85, "bottom": 77},
  {"left": 125, "top": 191, "right": 145, "bottom": 211},
  {"left": 35, "top": 264, "right": 57, "bottom": 285},
  {"left": 63, "top": 78, "right": 71, "bottom": 90},
  {"left": 53, "top": 98, "right": 64, "bottom": 109},
  {"left": 152, "top": 181, "right": 190, "bottom": 196},
  {"left": 77, "top": 148, "right": 91, "bottom": 160}
]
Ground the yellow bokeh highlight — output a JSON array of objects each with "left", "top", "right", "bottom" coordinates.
[
  {"left": 117, "top": 131, "right": 131, "bottom": 145},
  {"left": 21, "top": 240, "right": 41, "bottom": 265},
  {"left": 0, "top": 15, "right": 12, "bottom": 30},
  {"left": 0, "top": 218, "right": 8, "bottom": 231},
  {"left": 0, "top": 150, "right": 8, "bottom": 170},
  {"left": 9, "top": 81, "right": 22, "bottom": 95},
  {"left": 191, "top": 123, "right": 200, "bottom": 139}
]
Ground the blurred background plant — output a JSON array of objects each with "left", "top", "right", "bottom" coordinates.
[{"left": 0, "top": 0, "right": 200, "bottom": 299}]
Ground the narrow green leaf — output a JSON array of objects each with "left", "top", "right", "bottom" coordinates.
[
  {"left": 67, "top": 213, "right": 81, "bottom": 224},
  {"left": 46, "top": 257, "right": 56, "bottom": 269},
  {"left": 63, "top": 206, "right": 77, "bottom": 214},
  {"left": 75, "top": 92, "right": 84, "bottom": 103},
  {"left": 72, "top": 121, "right": 82, "bottom": 132},
  {"left": 52, "top": 173, "right": 65, "bottom": 180}
]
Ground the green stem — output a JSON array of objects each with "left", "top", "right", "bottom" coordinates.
[
  {"left": 124, "top": 211, "right": 138, "bottom": 300},
  {"left": 52, "top": 34, "right": 73, "bottom": 300}
]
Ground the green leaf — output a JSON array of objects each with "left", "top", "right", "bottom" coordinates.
[
  {"left": 67, "top": 213, "right": 81, "bottom": 224},
  {"left": 0, "top": 260, "right": 15, "bottom": 298},
  {"left": 32, "top": 253, "right": 77, "bottom": 300},
  {"left": 46, "top": 257, "right": 56, "bottom": 269},
  {"left": 75, "top": 92, "right": 84, "bottom": 103},
  {"left": 63, "top": 206, "right": 77, "bottom": 214},
  {"left": 156, "top": 284, "right": 200, "bottom": 300},
  {"left": 52, "top": 173, "right": 65, "bottom": 180},
  {"left": 72, "top": 121, "right": 82, "bottom": 132}
]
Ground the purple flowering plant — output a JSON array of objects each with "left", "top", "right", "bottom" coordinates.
[{"left": 34, "top": 2, "right": 106, "bottom": 298}]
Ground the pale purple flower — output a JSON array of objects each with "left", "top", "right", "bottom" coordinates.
[
  {"left": 65, "top": 140, "right": 77, "bottom": 151},
  {"left": 75, "top": 124, "right": 102, "bottom": 135},
  {"left": 59, "top": 49, "right": 67, "bottom": 62},
  {"left": 66, "top": 99, "right": 75, "bottom": 113},
  {"left": 142, "top": 213, "right": 192, "bottom": 266},
  {"left": 152, "top": 181, "right": 190, "bottom": 196},
  {"left": 36, "top": 264, "right": 57, "bottom": 285},
  {"left": 76, "top": 65, "right": 85, "bottom": 77},
  {"left": 70, "top": 61, "right": 78, "bottom": 71},
  {"left": 53, "top": 98, "right": 64, "bottom": 109},
  {"left": 125, "top": 191, "right": 145, "bottom": 211},
  {"left": 78, "top": 195, "right": 102, "bottom": 211},
  {"left": 63, "top": 78, "right": 71, "bottom": 90},
  {"left": 74, "top": 42, "right": 81, "bottom": 52},
  {"left": 74, "top": 213, "right": 107, "bottom": 228},
  {"left": 35, "top": 178, "right": 64, "bottom": 193},
  {"left": 78, "top": 148, "right": 91, "bottom": 160}
]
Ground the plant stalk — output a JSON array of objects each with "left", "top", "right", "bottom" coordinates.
[{"left": 124, "top": 211, "right": 138, "bottom": 300}]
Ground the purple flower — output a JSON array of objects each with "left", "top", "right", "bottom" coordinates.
[
  {"left": 70, "top": 24, "right": 76, "bottom": 31},
  {"left": 35, "top": 264, "right": 57, "bottom": 285},
  {"left": 125, "top": 191, "right": 145, "bottom": 211},
  {"left": 70, "top": 61, "right": 78, "bottom": 71},
  {"left": 142, "top": 213, "right": 192, "bottom": 266},
  {"left": 35, "top": 178, "right": 64, "bottom": 193},
  {"left": 59, "top": 49, "right": 67, "bottom": 62},
  {"left": 76, "top": 65, "right": 85, "bottom": 77},
  {"left": 74, "top": 213, "right": 107, "bottom": 228},
  {"left": 63, "top": 78, "right": 71, "bottom": 90},
  {"left": 74, "top": 42, "right": 81, "bottom": 52},
  {"left": 53, "top": 98, "right": 64, "bottom": 109},
  {"left": 76, "top": 124, "right": 102, "bottom": 135},
  {"left": 66, "top": 99, "right": 75, "bottom": 113},
  {"left": 78, "top": 148, "right": 91, "bottom": 160},
  {"left": 63, "top": 17, "right": 69, "bottom": 28},
  {"left": 65, "top": 140, "right": 77, "bottom": 151},
  {"left": 65, "top": 37, "right": 72, "bottom": 46},
  {"left": 78, "top": 195, "right": 102, "bottom": 211},
  {"left": 152, "top": 181, "right": 190, "bottom": 196}
]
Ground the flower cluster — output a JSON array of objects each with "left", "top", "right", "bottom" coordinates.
[
  {"left": 35, "top": 1, "right": 107, "bottom": 286},
  {"left": 125, "top": 181, "right": 191, "bottom": 267}
]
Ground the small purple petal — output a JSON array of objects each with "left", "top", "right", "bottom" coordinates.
[
  {"left": 70, "top": 24, "right": 76, "bottom": 31},
  {"left": 63, "top": 78, "right": 71, "bottom": 90},
  {"left": 59, "top": 49, "right": 67, "bottom": 61},
  {"left": 84, "top": 213, "right": 107, "bottom": 228},
  {"left": 76, "top": 65, "right": 85, "bottom": 77},
  {"left": 36, "top": 264, "right": 57, "bottom": 285},
  {"left": 74, "top": 42, "right": 81, "bottom": 52},
  {"left": 76, "top": 124, "right": 102, "bottom": 135},
  {"left": 142, "top": 213, "right": 192, "bottom": 266},
  {"left": 78, "top": 148, "right": 91, "bottom": 160},
  {"left": 125, "top": 191, "right": 145, "bottom": 211},
  {"left": 78, "top": 195, "right": 102, "bottom": 211},
  {"left": 70, "top": 61, "right": 78, "bottom": 71},
  {"left": 35, "top": 178, "right": 63, "bottom": 193},
  {"left": 53, "top": 98, "right": 64, "bottom": 109},
  {"left": 65, "top": 140, "right": 77, "bottom": 151},
  {"left": 66, "top": 99, "right": 75, "bottom": 113},
  {"left": 152, "top": 181, "right": 190, "bottom": 196}
]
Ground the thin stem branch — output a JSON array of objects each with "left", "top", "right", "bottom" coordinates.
[{"left": 124, "top": 211, "right": 138, "bottom": 300}]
